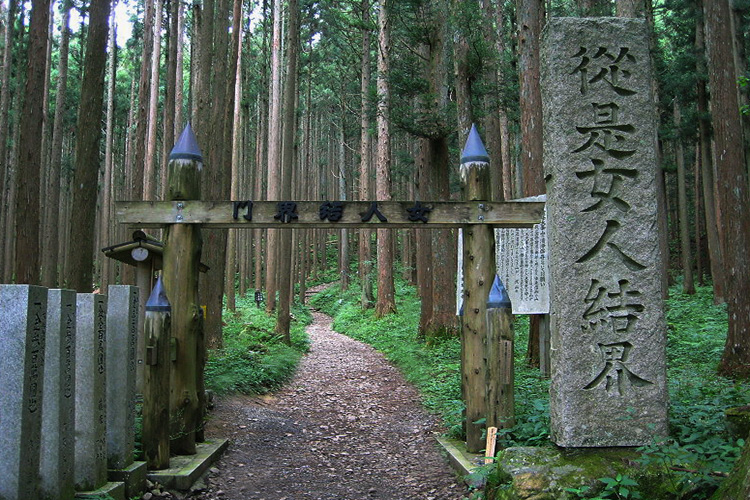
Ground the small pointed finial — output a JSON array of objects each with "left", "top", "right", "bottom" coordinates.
[
  {"left": 145, "top": 276, "right": 171, "bottom": 312},
  {"left": 460, "top": 124, "right": 490, "bottom": 164},
  {"left": 169, "top": 123, "right": 203, "bottom": 161},
  {"left": 486, "top": 275, "right": 511, "bottom": 308}
]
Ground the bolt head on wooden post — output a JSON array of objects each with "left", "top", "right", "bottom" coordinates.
[{"left": 168, "top": 124, "right": 202, "bottom": 201}]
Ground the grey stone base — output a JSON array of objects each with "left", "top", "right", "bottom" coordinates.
[
  {"left": 147, "top": 439, "right": 229, "bottom": 490},
  {"left": 75, "top": 481, "right": 125, "bottom": 500},
  {"left": 109, "top": 461, "right": 147, "bottom": 499},
  {"left": 436, "top": 436, "right": 483, "bottom": 476}
]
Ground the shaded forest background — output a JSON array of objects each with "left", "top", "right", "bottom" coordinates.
[{"left": 2, "top": 0, "right": 750, "bottom": 378}]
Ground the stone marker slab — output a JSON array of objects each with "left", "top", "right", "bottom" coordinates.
[
  {"left": 75, "top": 293, "right": 109, "bottom": 491},
  {"left": 542, "top": 17, "right": 669, "bottom": 446},
  {"left": 41, "top": 289, "right": 77, "bottom": 500},
  {"left": 106, "top": 285, "right": 139, "bottom": 469},
  {"left": 0, "top": 285, "right": 46, "bottom": 500}
]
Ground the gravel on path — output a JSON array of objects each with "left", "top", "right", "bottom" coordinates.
[{"left": 168, "top": 307, "right": 469, "bottom": 500}]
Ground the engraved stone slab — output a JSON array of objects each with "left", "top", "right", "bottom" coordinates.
[
  {"left": 542, "top": 17, "right": 669, "bottom": 447},
  {"left": 40, "top": 289, "right": 76, "bottom": 500},
  {"left": 0, "top": 285, "right": 46, "bottom": 500},
  {"left": 75, "top": 293, "right": 109, "bottom": 490},
  {"left": 106, "top": 285, "right": 139, "bottom": 469}
]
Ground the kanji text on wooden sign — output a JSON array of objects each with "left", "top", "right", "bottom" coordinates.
[{"left": 115, "top": 200, "right": 544, "bottom": 229}]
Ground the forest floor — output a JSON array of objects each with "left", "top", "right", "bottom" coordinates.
[{"left": 155, "top": 297, "right": 468, "bottom": 500}]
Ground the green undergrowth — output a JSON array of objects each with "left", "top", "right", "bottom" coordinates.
[
  {"left": 204, "top": 293, "right": 311, "bottom": 396},
  {"left": 311, "top": 279, "right": 749, "bottom": 499}
]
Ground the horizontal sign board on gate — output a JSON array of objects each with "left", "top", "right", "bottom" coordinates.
[{"left": 115, "top": 200, "right": 544, "bottom": 229}]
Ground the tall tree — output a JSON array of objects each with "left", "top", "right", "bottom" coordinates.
[
  {"left": 132, "top": 0, "right": 155, "bottom": 202},
  {"left": 695, "top": 2, "right": 724, "bottom": 302},
  {"left": 192, "top": 0, "right": 236, "bottom": 348},
  {"left": 264, "top": 0, "right": 284, "bottom": 313},
  {"left": 99, "top": 8, "right": 118, "bottom": 290},
  {"left": 42, "top": 0, "right": 71, "bottom": 287},
  {"left": 517, "top": 0, "right": 545, "bottom": 367},
  {"left": 703, "top": 0, "right": 750, "bottom": 378},
  {"left": 375, "top": 0, "right": 396, "bottom": 317},
  {"left": 673, "top": 99, "right": 695, "bottom": 294},
  {"left": 275, "top": 0, "right": 300, "bottom": 343},
  {"left": 358, "top": 0, "right": 375, "bottom": 309},
  {"left": 0, "top": 0, "right": 17, "bottom": 223},
  {"left": 66, "top": 0, "right": 111, "bottom": 291},
  {"left": 144, "top": 0, "right": 162, "bottom": 200},
  {"left": 14, "top": 0, "right": 51, "bottom": 284}
]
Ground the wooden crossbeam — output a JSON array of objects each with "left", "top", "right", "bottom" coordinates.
[{"left": 115, "top": 200, "right": 544, "bottom": 229}]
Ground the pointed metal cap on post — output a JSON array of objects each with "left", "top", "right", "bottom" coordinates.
[
  {"left": 167, "top": 123, "right": 202, "bottom": 200},
  {"left": 169, "top": 123, "right": 203, "bottom": 162},
  {"left": 486, "top": 275, "right": 511, "bottom": 309},
  {"left": 145, "top": 276, "right": 171, "bottom": 312},
  {"left": 460, "top": 124, "right": 490, "bottom": 165}
]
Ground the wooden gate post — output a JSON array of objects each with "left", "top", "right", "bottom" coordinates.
[
  {"left": 460, "top": 125, "right": 497, "bottom": 453},
  {"left": 162, "top": 124, "right": 203, "bottom": 455},
  {"left": 142, "top": 276, "right": 171, "bottom": 469}
]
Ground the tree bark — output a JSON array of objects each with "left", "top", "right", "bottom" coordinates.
[
  {"left": 375, "top": 0, "right": 396, "bottom": 317},
  {"left": 359, "top": 0, "right": 375, "bottom": 309},
  {"left": 99, "top": 11, "right": 118, "bottom": 291},
  {"left": 704, "top": 0, "right": 750, "bottom": 378},
  {"left": 517, "top": 0, "right": 545, "bottom": 367},
  {"left": 65, "top": 0, "right": 111, "bottom": 291},
  {"left": 133, "top": 0, "right": 154, "bottom": 202},
  {"left": 274, "top": 0, "right": 299, "bottom": 343},
  {"left": 144, "top": 0, "right": 162, "bottom": 201},
  {"left": 264, "top": 0, "right": 284, "bottom": 313},
  {"left": 338, "top": 104, "right": 350, "bottom": 291},
  {"left": 174, "top": 0, "right": 184, "bottom": 133},
  {"left": 0, "top": 0, "right": 17, "bottom": 230},
  {"left": 696, "top": 0, "right": 725, "bottom": 302},
  {"left": 162, "top": 0, "right": 179, "bottom": 196},
  {"left": 226, "top": 25, "right": 243, "bottom": 313},
  {"left": 14, "top": 0, "right": 50, "bottom": 284},
  {"left": 616, "top": 0, "right": 643, "bottom": 17},
  {"left": 41, "top": 0, "right": 72, "bottom": 287}
]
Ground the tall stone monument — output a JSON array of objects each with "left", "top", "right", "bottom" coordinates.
[
  {"left": 0, "top": 285, "right": 46, "bottom": 500},
  {"left": 542, "top": 17, "right": 669, "bottom": 447},
  {"left": 41, "top": 289, "right": 76, "bottom": 500},
  {"left": 106, "top": 285, "right": 139, "bottom": 470},
  {"left": 75, "top": 293, "right": 109, "bottom": 490}
]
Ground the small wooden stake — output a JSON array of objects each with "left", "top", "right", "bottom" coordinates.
[{"left": 484, "top": 426, "right": 498, "bottom": 464}]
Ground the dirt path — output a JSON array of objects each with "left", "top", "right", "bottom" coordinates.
[{"left": 192, "top": 309, "right": 468, "bottom": 500}]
